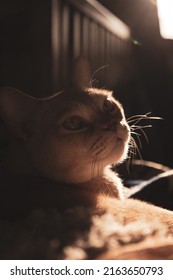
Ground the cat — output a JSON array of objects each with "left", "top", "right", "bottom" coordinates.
[{"left": 0, "top": 56, "right": 173, "bottom": 236}]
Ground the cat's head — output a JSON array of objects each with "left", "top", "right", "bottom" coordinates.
[{"left": 0, "top": 56, "right": 130, "bottom": 183}]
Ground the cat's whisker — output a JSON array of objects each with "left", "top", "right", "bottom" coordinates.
[
  {"left": 128, "top": 113, "right": 158, "bottom": 158},
  {"left": 130, "top": 128, "right": 143, "bottom": 148},
  {"left": 126, "top": 138, "right": 138, "bottom": 172},
  {"left": 91, "top": 155, "right": 97, "bottom": 178},
  {"left": 134, "top": 134, "right": 142, "bottom": 149},
  {"left": 128, "top": 136, "right": 143, "bottom": 161},
  {"left": 128, "top": 150, "right": 136, "bottom": 156},
  {"left": 91, "top": 79, "right": 99, "bottom": 88},
  {"left": 131, "top": 125, "right": 152, "bottom": 130},
  {"left": 127, "top": 112, "right": 152, "bottom": 119},
  {"left": 126, "top": 148, "right": 131, "bottom": 173},
  {"left": 132, "top": 137, "right": 143, "bottom": 160},
  {"left": 127, "top": 115, "right": 149, "bottom": 125},
  {"left": 127, "top": 113, "right": 161, "bottom": 126},
  {"left": 91, "top": 155, "right": 102, "bottom": 179},
  {"left": 127, "top": 113, "right": 152, "bottom": 121},
  {"left": 130, "top": 131, "right": 141, "bottom": 137},
  {"left": 131, "top": 125, "right": 150, "bottom": 143},
  {"left": 91, "top": 65, "right": 110, "bottom": 85},
  {"left": 138, "top": 127, "right": 149, "bottom": 143}
]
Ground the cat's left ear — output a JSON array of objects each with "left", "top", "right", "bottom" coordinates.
[
  {"left": 0, "top": 87, "right": 40, "bottom": 139},
  {"left": 72, "top": 55, "right": 92, "bottom": 89}
]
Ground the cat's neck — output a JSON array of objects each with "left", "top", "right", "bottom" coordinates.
[
  {"left": 1, "top": 139, "right": 124, "bottom": 220},
  {"left": 1, "top": 163, "right": 122, "bottom": 198},
  {"left": 0, "top": 169, "right": 122, "bottom": 219},
  {"left": 2, "top": 139, "right": 124, "bottom": 199}
]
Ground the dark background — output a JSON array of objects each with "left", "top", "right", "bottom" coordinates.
[
  {"left": 1, "top": 0, "right": 173, "bottom": 168},
  {"left": 99, "top": 0, "right": 173, "bottom": 167}
]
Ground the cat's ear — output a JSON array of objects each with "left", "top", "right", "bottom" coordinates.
[
  {"left": 0, "top": 87, "right": 39, "bottom": 139},
  {"left": 72, "top": 55, "right": 92, "bottom": 89}
]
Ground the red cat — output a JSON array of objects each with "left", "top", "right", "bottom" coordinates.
[{"left": 0, "top": 56, "right": 173, "bottom": 237}]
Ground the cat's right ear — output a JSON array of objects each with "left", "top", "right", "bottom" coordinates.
[
  {"left": 0, "top": 87, "right": 39, "bottom": 139},
  {"left": 71, "top": 55, "right": 92, "bottom": 90}
]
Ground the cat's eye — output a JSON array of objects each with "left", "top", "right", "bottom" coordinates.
[
  {"left": 103, "top": 98, "right": 116, "bottom": 114},
  {"left": 63, "top": 116, "right": 86, "bottom": 131}
]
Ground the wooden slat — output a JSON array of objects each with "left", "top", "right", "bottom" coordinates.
[
  {"left": 62, "top": 4, "right": 70, "bottom": 85},
  {"left": 51, "top": 0, "right": 61, "bottom": 92},
  {"left": 0, "top": 0, "right": 131, "bottom": 95},
  {"left": 73, "top": 11, "right": 82, "bottom": 58},
  {"left": 81, "top": 16, "right": 90, "bottom": 56},
  {"left": 65, "top": 0, "right": 130, "bottom": 39}
]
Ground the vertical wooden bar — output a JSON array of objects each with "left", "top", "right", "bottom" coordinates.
[
  {"left": 30, "top": 0, "right": 52, "bottom": 96},
  {"left": 81, "top": 16, "right": 89, "bottom": 56},
  {"left": 51, "top": 0, "right": 61, "bottom": 93},
  {"left": 73, "top": 11, "right": 81, "bottom": 59},
  {"left": 89, "top": 21, "right": 98, "bottom": 71},
  {"left": 62, "top": 3, "right": 70, "bottom": 86}
]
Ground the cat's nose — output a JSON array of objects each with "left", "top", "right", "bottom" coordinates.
[{"left": 100, "top": 115, "right": 129, "bottom": 132}]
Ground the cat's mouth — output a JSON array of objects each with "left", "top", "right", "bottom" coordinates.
[{"left": 90, "top": 135, "right": 126, "bottom": 159}]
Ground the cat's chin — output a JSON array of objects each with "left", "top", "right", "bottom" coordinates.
[
  {"left": 75, "top": 139, "right": 129, "bottom": 183},
  {"left": 96, "top": 137, "right": 129, "bottom": 166}
]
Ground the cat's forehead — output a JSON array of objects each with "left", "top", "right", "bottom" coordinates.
[
  {"left": 32, "top": 87, "right": 123, "bottom": 126},
  {"left": 58, "top": 87, "right": 113, "bottom": 106},
  {"left": 45, "top": 88, "right": 105, "bottom": 119},
  {"left": 49, "top": 87, "right": 122, "bottom": 118}
]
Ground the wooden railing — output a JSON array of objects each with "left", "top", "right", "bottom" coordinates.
[
  {"left": 0, "top": 0, "right": 131, "bottom": 96},
  {"left": 51, "top": 0, "right": 131, "bottom": 92}
]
